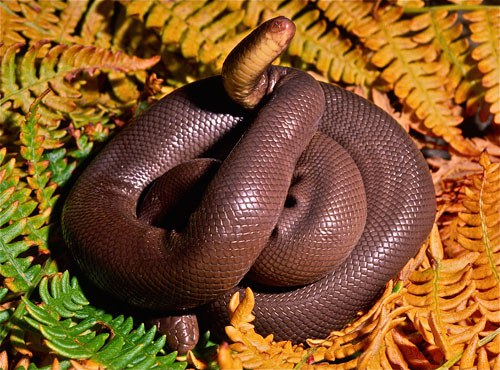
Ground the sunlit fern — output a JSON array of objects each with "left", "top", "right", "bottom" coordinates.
[{"left": 0, "top": 41, "right": 159, "bottom": 135}]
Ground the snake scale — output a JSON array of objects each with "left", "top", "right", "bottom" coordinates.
[{"left": 61, "top": 17, "right": 436, "bottom": 353}]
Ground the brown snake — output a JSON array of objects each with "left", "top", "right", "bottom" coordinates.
[{"left": 61, "top": 17, "right": 436, "bottom": 353}]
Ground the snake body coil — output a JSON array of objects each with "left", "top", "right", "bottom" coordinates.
[{"left": 62, "top": 17, "right": 436, "bottom": 352}]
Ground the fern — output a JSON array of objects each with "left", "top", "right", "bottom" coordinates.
[
  {"left": 456, "top": 153, "right": 500, "bottom": 325},
  {"left": 0, "top": 0, "right": 89, "bottom": 46},
  {"left": 223, "top": 281, "right": 411, "bottom": 369},
  {"left": 0, "top": 95, "right": 63, "bottom": 355},
  {"left": 118, "top": 0, "right": 377, "bottom": 86},
  {"left": 0, "top": 350, "right": 71, "bottom": 370},
  {"left": 0, "top": 103, "right": 56, "bottom": 297},
  {"left": 463, "top": 10, "right": 500, "bottom": 124},
  {"left": 410, "top": 10, "right": 485, "bottom": 123},
  {"left": 315, "top": 1, "right": 374, "bottom": 32},
  {"left": 354, "top": 6, "right": 479, "bottom": 155},
  {"left": 223, "top": 288, "right": 314, "bottom": 369},
  {"left": 23, "top": 271, "right": 186, "bottom": 370},
  {"left": 267, "top": 1, "right": 377, "bottom": 86},
  {"left": 119, "top": 0, "right": 243, "bottom": 68},
  {"left": 0, "top": 1, "right": 29, "bottom": 45},
  {"left": 403, "top": 225, "right": 485, "bottom": 360},
  {"left": 0, "top": 40, "right": 160, "bottom": 130}
]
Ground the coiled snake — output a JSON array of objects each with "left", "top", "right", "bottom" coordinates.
[{"left": 62, "top": 17, "right": 436, "bottom": 353}]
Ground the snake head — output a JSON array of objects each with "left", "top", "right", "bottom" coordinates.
[{"left": 222, "top": 16, "right": 296, "bottom": 109}]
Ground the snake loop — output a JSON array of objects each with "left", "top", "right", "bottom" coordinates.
[{"left": 62, "top": 17, "right": 436, "bottom": 353}]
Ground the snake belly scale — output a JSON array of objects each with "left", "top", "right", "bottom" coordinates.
[{"left": 61, "top": 17, "right": 436, "bottom": 352}]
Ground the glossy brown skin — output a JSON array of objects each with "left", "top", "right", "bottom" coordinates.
[{"left": 62, "top": 18, "right": 436, "bottom": 353}]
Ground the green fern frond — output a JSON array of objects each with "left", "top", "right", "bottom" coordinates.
[
  {"left": 0, "top": 288, "right": 12, "bottom": 344},
  {"left": 0, "top": 94, "right": 64, "bottom": 353},
  {"left": 354, "top": 5, "right": 478, "bottom": 155},
  {"left": 0, "top": 151, "right": 44, "bottom": 295},
  {"left": 463, "top": 9, "right": 500, "bottom": 124},
  {"left": 18, "top": 90, "right": 74, "bottom": 253},
  {"left": 23, "top": 272, "right": 186, "bottom": 370}
]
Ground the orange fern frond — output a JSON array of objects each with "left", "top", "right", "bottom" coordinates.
[
  {"left": 403, "top": 225, "right": 483, "bottom": 360},
  {"left": 463, "top": 10, "right": 500, "bottom": 124},
  {"left": 0, "top": 1, "right": 27, "bottom": 45},
  {"left": 456, "top": 152, "right": 500, "bottom": 324},
  {"left": 0, "top": 0, "right": 89, "bottom": 45},
  {"left": 120, "top": 0, "right": 244, "bottom": 68},
  {"left": 354, "top": 5, "right": 478, "bottom": 155},
  {"left": 224, "top": 288, "right": 310, "bottom": 369},
  {"left": 410, "top": 10, "right": 481, "bottom": 111},
  {"left": 119, "top": 0, "right": 377, "bottom": 86}
]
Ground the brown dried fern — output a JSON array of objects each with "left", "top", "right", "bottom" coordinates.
[{"left": 0, "top": 350, "right": 62, "bottom": 370}]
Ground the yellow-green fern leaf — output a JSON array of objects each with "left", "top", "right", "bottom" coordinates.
[
  {"left": 78, "top": 0, "right": 115, "bottom": 49},
  {"left": 315, "top": 0, "right": 374, "bottom": 32},
  {"left": 120, "top": 0, "right": 244, "bottom": 68},
  {"left": 119, "top": 0, "right": 376, "bottom": 86},
  {"left": 279, "top": 1, "right": 377, "bottom": 86},
  {"left": 0, "top": 41, "right": 160, "bottom": 129},
  {"left": 235, "top": 0, "right": 377, "bottom": 86},
  {"left": 463, "top": 10, "right": 500, "bottom": 124}
]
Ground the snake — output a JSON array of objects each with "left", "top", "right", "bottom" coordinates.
[{"left": 61, "top": 17, "right": 436, "bottom": 354}]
